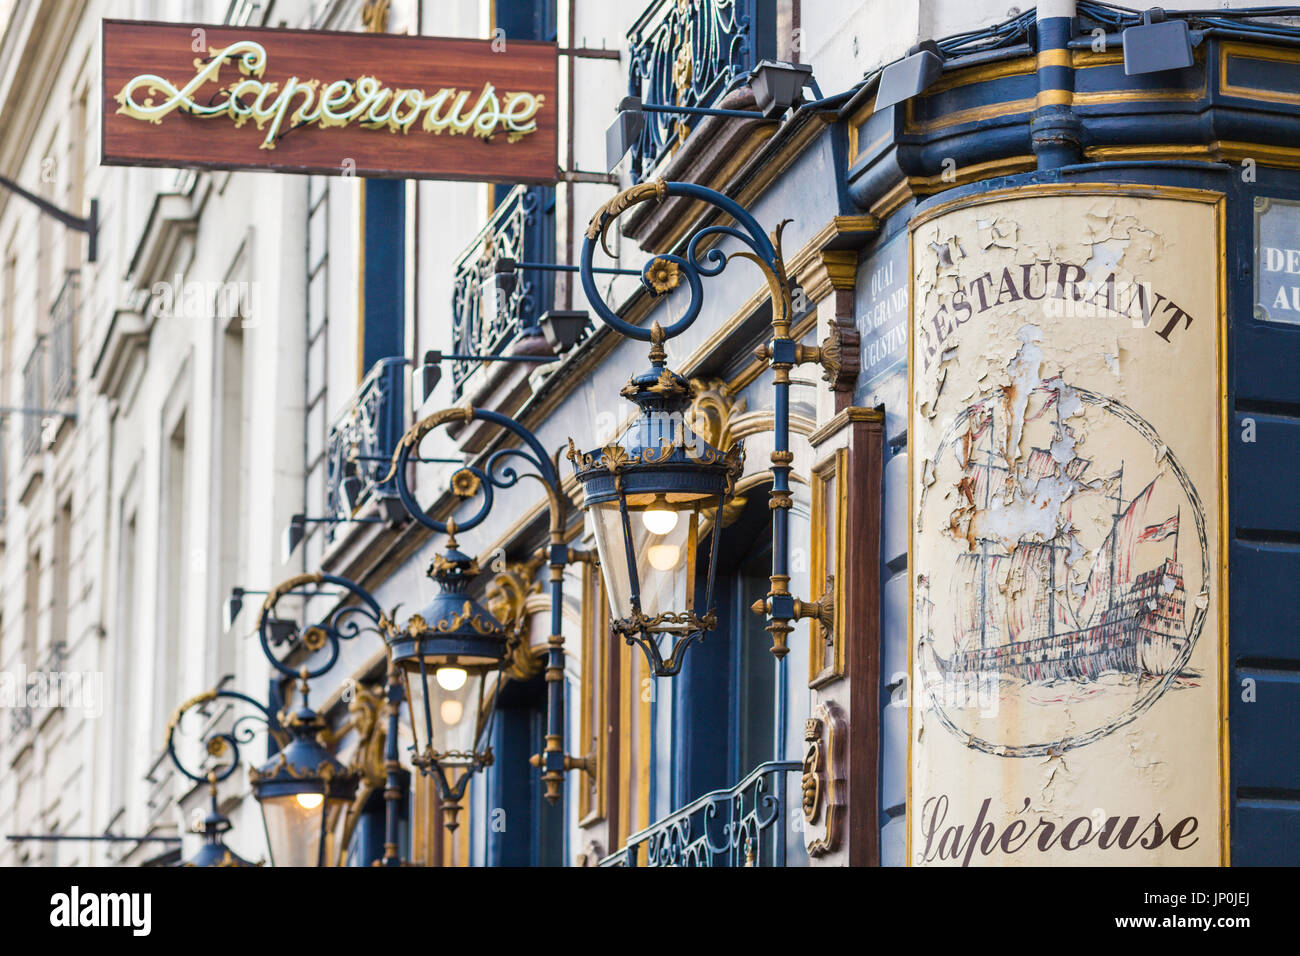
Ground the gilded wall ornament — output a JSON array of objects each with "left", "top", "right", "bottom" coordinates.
[{"left": 803, "top": 701, "right": 846, "bottom": 857}]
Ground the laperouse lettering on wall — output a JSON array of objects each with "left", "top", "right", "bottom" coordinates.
[
  {"left": 918, "top": 795, "right": 1200, "bottom": 867},
  {"left": 917, "top": 261, "right": 1195, "bottom": 373}
]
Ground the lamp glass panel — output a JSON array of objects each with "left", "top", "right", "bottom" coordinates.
[
  {"left": 404, "top": 663, "right": 484, "bottom": 766},
  {"left": 591, "top": 498, "right": 704, "bottom": 621},
  {"left": 260, "top": 792, "right": 344, "bottom": 867}
]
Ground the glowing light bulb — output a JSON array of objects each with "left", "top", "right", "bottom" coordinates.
[
  {"left": 441, "top": 699, "right": 464, "bottom": 725},
  {"left": 641, "top": 497, "right": 679, "bottom": 535},
  {"left": 436, "top": 666, "right": 468, "bottom": 691},
  {"left": 647, "top": 543, "right": 681, "bottom": 571},
  {"left": 296, "top": 792, "right": 324, "bottom": 810}
]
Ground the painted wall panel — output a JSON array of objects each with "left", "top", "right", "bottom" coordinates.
[{"left": 908, "top": 185, "right": 1227, "bottom": 866}]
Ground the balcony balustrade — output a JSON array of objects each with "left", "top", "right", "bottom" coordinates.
[
  {"left": 449, "top": 185, "right": 573, "bottom": 398},
  {"left": 323, "top": 357, "right": 406, "bottom": 540},
  {"left": 599, "top": 760, "right": 802, "bottom": 867},
  {"left": 625, "top": 0, "right": 777, "bottom": 183},
  {"left": 49, "top": 270, "right": 77, "bottom": 405},
  {"left": 21, "top": 341, "right": 44, "bottom": 460}
]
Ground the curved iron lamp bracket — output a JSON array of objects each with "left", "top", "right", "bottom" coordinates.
[
  {"left": 164, "top": 687, "right": 284, "bottom": 787},
  {"left": 257, "top": 572, "right": 391, "bottom": 683},
  {"left": 385, "top": 406, "right": 564, "bottom": 540}
]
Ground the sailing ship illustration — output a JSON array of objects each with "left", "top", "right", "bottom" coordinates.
[{"left": 921, "top": 380, "right": 1190, "bottom": 687}]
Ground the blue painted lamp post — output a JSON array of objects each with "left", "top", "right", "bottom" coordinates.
[
  {"left": 165, "top": 179, "right": 844, "bottom": 857},
  {"left": 248, "top": 702, "right": 360, "bottom": 867}
]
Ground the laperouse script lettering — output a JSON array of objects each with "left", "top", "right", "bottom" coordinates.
[
  {"left": 114, "top": 40, "right": 545, "bottom": 150},
  {"left": 918, "top": 795, "right": 1200, "bottom": 866}
]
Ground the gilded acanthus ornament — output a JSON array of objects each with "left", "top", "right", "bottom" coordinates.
[
  {"left": 485, "top": 560, "right": 545, "bottom": 681},
  {"left": 585, "top": 179, "right": 669, "bottom": 256}
]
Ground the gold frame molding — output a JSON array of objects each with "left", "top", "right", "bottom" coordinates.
[{"left": 808, "top": 446, "right": 847, "bottom": 688}]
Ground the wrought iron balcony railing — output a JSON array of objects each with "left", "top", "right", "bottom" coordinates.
[
  {"left": 599, "top": 760, "right": 801, "bottom": 867},
  {"left": 21, "top": 340, "right": 45, "bottom": 460},
  {"left": 449, "top": 185, "right": 554, "bottom": 398},
  {"left": 323, "top": 357, "right": 405, "bottom": 540},
  {"left": 49, "top": 270, "right": 78, "bottom": 404},
  {"left": 625, "top": 0, "right": 778, "bottom": 183}
]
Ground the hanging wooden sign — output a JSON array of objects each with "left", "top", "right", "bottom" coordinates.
[
  {"left": 908, "top": 184, "right": 1227, "bottom": 866},
  {"left": 101, "top": 20, "right": 558, "bottom": 182}
]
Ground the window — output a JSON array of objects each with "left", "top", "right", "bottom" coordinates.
[
  {"left": 156, "top": 414, "right": 188, "bottom": 737},
  {"left": 672, "top": 492, "right": 779, "bottom": 805},
  {"left": 216, "top": 303, "right": 248, "bottom": 679},
  {"left": 23, "top": 547, "right": 40, "bottom": 673},
  {"left": 51, "top": 499, "right": 72, "bottom": 652},
  {"left": 485, "top": 673, "right": 565, "bottom": 866},
  {"left": 112, "top": 509, "right": 138, "bottom": 814},
  {"left": 493, "top": 0, "right": 558, "bottom": 45}
]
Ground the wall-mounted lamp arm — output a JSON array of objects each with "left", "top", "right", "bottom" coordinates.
[{"left": 0, "top": 175, "right": 97, "bottom": 262}]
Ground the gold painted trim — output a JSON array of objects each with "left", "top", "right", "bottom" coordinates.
[
  {"left": 847, "top": 99, "right": 892, "bottom": 168},
  {"left": 727, "top": 409, "right": 818, "bottom": 441},
  {"left": 1072, "top": 84, "right": 1207, "bottom": 106},
  {"left": 1070, "top": 46, "right": 1207, "bottom": 102},
  {"left": 846, "top": 93, "right": 881, "bottom": 167},
  {"left": 870, "top": 178, "right": 915, "bottom": 221},
  {"left": 637, "top": 649, "right": 651, "bottom": 833},
  {"left": 808, "top": 406, "right": 884, "bottom": 448},
  {"left": 892, "top": 56, "right": 1038, "bottom": 137},
  {"left": 905, "top": 96, "right": 1037, "bottom": 136},
  {"left": 1071, "top": 49, "right": 1125, "bottom": 69},
  {"left": 905, "top": 181, "right": 1231, "bottom": 866},
  {"left": 578, "top": 559, "right": 608, "bottom": 826},
  {"left": 1036, "top": 88, "right": 1073, "bottom": 108},
  {"left": 617, "top": 636, "right": 632, "bottom": 849},
  {"left": 1216, "top": 191, "right": 1230, "bottom": 866},
  {"left": 809, "top": 447, "right": 847, "bottom": 687},
  {"left": 1219, "top": 41, "right": 1300, "bottom": 106},
  {"left": 908, "top": 155, "right": 1038, "bottom": 197},
  {"left": 1036, "top": 49, "right": 1071, "bottom": 70},
  {"left": 924, "top": 56, "right": 1036, "bottom": 96},
  {"left": 1085, "top": 141, "right": 1300, "bottom": 171}
]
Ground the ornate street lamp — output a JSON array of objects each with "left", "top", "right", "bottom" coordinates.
[
  {"left": 388, "top": 531, "right": 509, "bottom": 831},
  {"left": 386, "top": 406, "right": 595, "bottom": 807},
  {"left": 164, "top": 687, "right": 281, "bottom": 867},
  {"left": 577, "top": 180, "right": 850, "bottom": 670},
  {"left": 568, "top": 326, "right": 744, "bottom": 676},
  {"left": 249, "top": 700, "right": 359, "bottom": 867}
]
